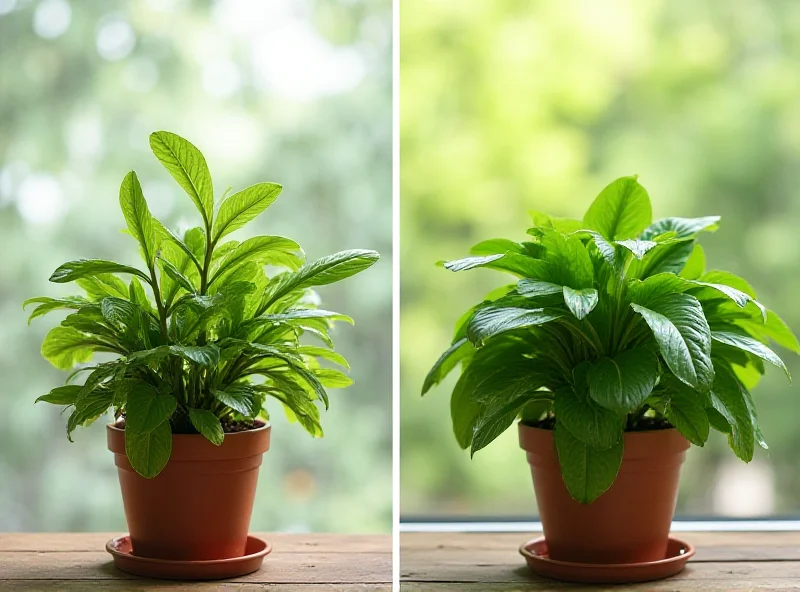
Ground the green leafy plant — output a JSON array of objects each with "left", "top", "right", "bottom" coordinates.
[
  {"left": 27, "top": 131, "right": 379, "bottom": 478},
  {"left": 423, "top": 175, "right": 798, "bottom": 503}
]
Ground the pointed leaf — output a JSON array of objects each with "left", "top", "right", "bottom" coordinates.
[
  {"left": 616, "top": 239, "right": 657, "bottom": 259},
  {"left": 213, "top": 182, "right": 283, "bottom": 241},
  {"left": 516, "top": 279, "right": 563, "bottom": 298},
  {"left": 587, "top": 348, "right": 658, "bottom": 413},
  {"left": 422, "top": 337, "right": 473, "bottom": 395},
  {"left": 119, "top": 171, "right": 159, "bottom": 265},
  {"left": 189, "top": 408, "right": 224, "bottom": 446},
  {"left": 49, "top": 259, "right": 151, "bottom": 285},
  {"left": 711, "top": 331, "right": 790, "bottom": 379},
  {"left": 555, "top": 423, "right": 624, "bottom": 504},
  {"left": 35, "top": 385, "right": 82, "bottom": 405},
  {"left": 126, "top": 421, "right": 172, "bottom": 478},
  {"left": 640, "top": 216, "right": 720, "bottom": 241},
  {"left": 562, "top": 286, "right": 598, "bottom": 320},
  {"left": 210, "top": 235, "right": 302, "bottom": 287},
  {"left": 466, "top": 306, "right": 563, "bottom": 344},
  {"left": 213, "top": 385, "right": 257, "bottom": 416},
  {"left": 149, "top": 131, "right": 214, "bottom": 227},
  {"left": 555, "top": 384, "right": 625, "bottom": 450},
  {"left": 125, "top": 383, "right": 177, "bottom": 432},
  {"left": 583, "top": 175, "right": 652, "bottom": 241}
]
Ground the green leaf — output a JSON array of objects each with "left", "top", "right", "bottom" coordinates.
[
  {"left": 562, "top": 286, "right": 598, "bottom": 320},
  {"left": 312, "top": 368, "right": 354, "bottom": 388},
  {"left": 128, "top": 277, "right": 152, "bottom": 314},
  {"left": 261, "top": 250, "right": 379, "bottom": 311},
  {"left": 659, "top": 379, "right": 710, "bottom": 446},
  {"left": 67, "top": 389, "right": 115, "bottom": 439},
  {"left": 555, "top": 423, "right": 624, "bottom": 504},
  {"left": 737, "top": 310, "right": 800, "bottom": 354},
  {"left": 587, "top": 348, "right": 658, "bottom": 413},
  {"left": 158, "top": 256, "right": 196, "bottom": 294},
  {"left": 126, "top": 421, "right": 172, "bottom": 478},
  {"left": 77, "top": 274, "right": 130, "bottom": 300},
  {"left": 711, "top": 331, "right": 790, "bottom": 379},
  {"left": 127, "top": 344, "right": 221, "bottom": 367},
  {"left": 443, "top": 254, "right": 504, "bottom": 272},
  {"left": 631, "top": 294, "right": 714, "bottom": 390},
  {"left": 213, "top": 182, "right": 283, "bottom": 241},
  {"left": 466, "top": 306, "right": 564, "bottom": 344},
  {"left": 49, "top": 259, "right": 151, "bottom": 285},
  {"left": 555, "top": 383, "right": 624, "bottom": 450},
  {"left": 628, "top": 239, "right": 695, "bottom": 279},
  {"left": 23, "top": 296, "right": 89, "bottom": 324},
  {"left": 640, "top": 216, "right": 720, "bottom": 241},
  {"left": 35, "top": 385, "right": 82, "bottom": 405},
  {"left": 41, "top": 326, "right": 105, "bottom": 370},
  {"left": 298, "top": 346, "right": 351, "bottom": 370},
  {"left": 616, "top": 239, "right": 657, "bottom": 259},
  {"left": 679, "top": 244, "right": 706, "bottom": 280},
  {"left": 213, "top": 385, "right": 257, "bottom": 416},
  {"left": 210, "top": 235, "right": 302, "bottom": 287},
  {"left": 189, "top": 408, "right": 224, "bottom": 446},
  {"left": 583, "top": 175, "right": 652, "bottom": 241},
  {"left": 125, "top": 384, "right": 177, "bottom": 432},
  {"left": 119, "top": 171, "right": 159, "bottom": 266},
  {"left": 516, "top": 279, "right": 563, "bottom": 298},
  {"left": 541, "top": 232, "right": 594, "bottom": 289},
  {"left": 149, "top": 131, "right": 214, "bottom": 228},
  {"left": 422, "top": 337, "right": 473, "bottom": 395},
  {"left": 471, "top": 393, "right": 549, "bottom": 455},
  {"left": 710, "top": 362, "right": 755, "bottom": 462},
  {"left": 626, "top": 273, "right": 689, "bottom": 307},
  {"left": 469, "top": 239, "right": 525, "bottom": 256}
]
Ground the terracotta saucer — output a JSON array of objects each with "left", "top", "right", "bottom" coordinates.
[
  {"left": 106, "top": 535, "right": 271, "bottom": 580},
  {"left": 519, "top": 537, "right": 694, "bottom": 584}
]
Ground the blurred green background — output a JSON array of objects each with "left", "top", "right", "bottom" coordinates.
[
  {"left": 401, "top": 0, "right": 800, "bottom": 519},
  {"left": 0, "top": 0, "right": 391, "bottom": 532}
]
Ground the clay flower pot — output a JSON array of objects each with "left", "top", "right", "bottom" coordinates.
[
  {"left": 519, "top": 423, "right": 690, "bottom": 565},
  {"left": 107, "top": 422, "right": 271, "bottom": 561}
]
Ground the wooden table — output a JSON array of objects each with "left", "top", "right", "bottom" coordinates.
[
  {"left": 401, "top": 531, "right": 800, "bottom": 590},
  {"left": 0, "top": 533, "right": 391, "bottom": 591}
]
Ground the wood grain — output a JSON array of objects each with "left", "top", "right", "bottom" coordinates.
[
  {"left": 400, "top": 531, "right": 800, "bottom": 591},
  {"left": 0, "top": 533, "right": 391, "bottom": 590}
]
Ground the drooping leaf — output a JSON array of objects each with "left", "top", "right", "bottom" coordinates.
[
  {"left": 471, "top": 393, "right": 551, "bottom": 455},
  {"left": 23, "top": 296, "right": 89, "bottom": 324},
  {"left": 149, "top": 131, "right": 214, "bottom": 228},
  {"left": 659, "top": 378, "right": 710, "bottom": 446},
  {"left": 640, "top": 216, "right": 720, "bottom": 241},
  {"left": 631, "top": 294, "right": 714, "bottom": 390},
  {"left": 422, "top": 337, "right": 474, "bottom": 395},
  {"left": 710, "top": 362, "right": 756, "bottom": 462},
  {"left": 555, "top": 382, "right": 624, "bottom": 450},
  {"left": 466, "top": 306, "right": 564, "bottom": 344},
  {"left": 261, "top": 250, "right": 379, "bottom": 311},
  {"left": 737, "top": 310, "right": 800, "bottom": 354},
  {"left": 35, "top": 385, "right": 82, "bottom": 405},
  {"left": 628, "top": 239, "right": 695, "bottom": 279},
  {"left": 189, "top": 408, "right": 224, "bottom": 446},
  {"left": 125, "top": 383, "right": 177, "bottom": 433},
  {"left": 41, "top": 326, "right": 107, "bottom": 370},
  {"left": 119, "top": 171, "right": 159, "bottom": 266},
  {"left": 213, "top": 182, "right": 283, "bottom": 241},
  {"left": 711, "top": 331, "right": 790, "bottom": 379},
  {"left": 583, "top": 175, "right": 652, "bottom": 241},
  {"left": 554, "top": 422, "right": 624, "bottom": 504},
  {"left": 312, "top": 368, "right": 354, "bottom": 388},
  {"left": 616, "top": 239, "right": 657, "bottom": 259},
  {"left": 587, "top": 348, "right": 658, "bottom": 413},
  {"left": 213, "top": 385, "right": 257, "bottom": 416},
  {"left": 562, "top": 286, "right": 598, "bottom": 320},
  {"left": 50, "top": 259, "right": 151, "bottom": 285},
  {"left": 298, "top": 346, "right": 350, "bottom": 370},
  {"left": 126, "top": 421, "right": 172, "bottom": 478}
]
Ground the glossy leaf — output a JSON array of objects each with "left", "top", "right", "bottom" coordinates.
[
  {"left": 119, "top": 171, "right": 159, "bottom": 266},
  {"left": 587, "top": 348, "right": 658, "bottom": 413},
  {"left": 466, "top": 306, "right": 564, "bottom": 344},
  {"left": 50, "top": 259, "right": 151, "bottom": 284},
  {"left": 189, "top": 408, "right": 224, "bottom": 446},
  {"left": 583, "top": 175, "right": 652, "bottom": 241},
  {"left": 213, "top": 182, "right": 283, "bottom": 241},
  {"left": 554, "top": 423, "right": 623, "bottom": 504},
  {"left": 126, "top": 421, "right": 172, "bottom": 478}
]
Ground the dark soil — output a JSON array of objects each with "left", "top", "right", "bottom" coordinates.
[
  {"left": 115, "top": 416, "right": 263, "bottom": 434},
  {"left": 523, "top": 414, "right": 674, "bottom": 433}
]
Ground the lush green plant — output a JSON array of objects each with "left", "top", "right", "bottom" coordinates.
[
  {"left": 423, "top": 176, "right": 798, "bottom": 503},
  {"left": 26, "top": 131, "right": 379, "bottom": 478}
]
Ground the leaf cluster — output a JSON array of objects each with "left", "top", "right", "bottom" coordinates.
[
  {"left": 423, "top": 175, "right": 798, "bottom": 503},
  {"left": 27, "top": 131, "right": 379, "bottom": 478}
]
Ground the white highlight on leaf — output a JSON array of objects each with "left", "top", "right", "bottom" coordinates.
[{"left": 33, "top": 0, "right": 71, "bottom": 39}]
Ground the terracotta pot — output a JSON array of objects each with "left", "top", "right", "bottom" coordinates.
[
  {"left": 519, "top": 423, "right": 690, "bottom": 565},
  {"left": 107, "top": 422, "right": 270, "bottom": 561}
]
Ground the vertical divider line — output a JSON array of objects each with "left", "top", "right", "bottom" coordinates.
[{"left": 391, "top": 0, "right": 401, "bottom": 589}]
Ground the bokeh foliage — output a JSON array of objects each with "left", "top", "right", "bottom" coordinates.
[
  {"left": 0, "top": 0, "right": 391, "bottom": 532},
  {"left": 401, "top": 0, "right": 800, "bottom": 518}
]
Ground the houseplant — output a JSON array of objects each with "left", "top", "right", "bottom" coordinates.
[
  {"left": 423, "top": 176, "right": 797, "bottom": 576},
  {"left": 26, "top": 131, "right": 379, "bottom": 565}
]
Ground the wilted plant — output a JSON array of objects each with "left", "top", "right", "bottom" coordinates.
[
  {"left": 27, "top": 131, "right": 379, "bottom": 478},
  {"left": 424, "top": 176, "right": 797, "bottom": 503}
]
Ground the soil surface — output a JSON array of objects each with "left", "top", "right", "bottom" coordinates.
[
  {"left": 523, "top": 414, "right": 674, "bottom": 432},
  {"left": 115, "top": 416, "right": 262, "bottom": 434}
]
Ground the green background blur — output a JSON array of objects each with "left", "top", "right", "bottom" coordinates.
[
  {"left": 0, "top": 0, "right": 391, "bottom": 532},
  {"left": 401, "top": 0, "right": 800, "bottom": 519}
]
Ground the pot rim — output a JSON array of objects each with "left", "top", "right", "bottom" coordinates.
[{"left": 107, "top": 420, "right": 271, "bottom": 460}]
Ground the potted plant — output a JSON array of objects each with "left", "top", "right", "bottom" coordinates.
[
  {"left": 423, "top": 176, "right": 797, "bottom": 581},
  {"left": 26, "top": 131, "right": 379, "bottom": 571}
]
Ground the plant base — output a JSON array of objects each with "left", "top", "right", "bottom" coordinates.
[
  {"left": 106, "top": 534, "right": 271, "bottom": 580},
  {"left": 519, "top": 536, "right": 694, "bottom": 584}
]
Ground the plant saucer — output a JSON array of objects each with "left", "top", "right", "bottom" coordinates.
[
  {"left": 106, "top": 535, "right": 271, "bottom": 580},
  {"left": 519, "top": 536, "right": 695, "bottom": 584}
]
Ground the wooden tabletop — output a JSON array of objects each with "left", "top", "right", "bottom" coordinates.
[
  {"left": 400, "top": 531, "right": 800, "bottom": 590},
  {"left": 0, "top": 533, "right": 391, "bottom": 591}
]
